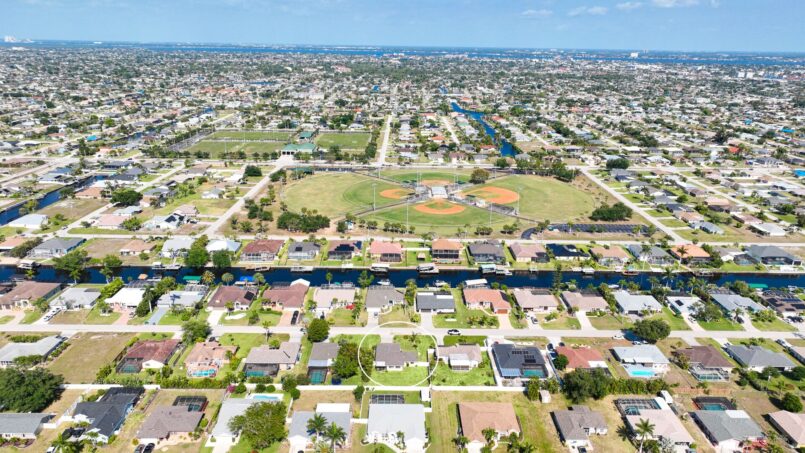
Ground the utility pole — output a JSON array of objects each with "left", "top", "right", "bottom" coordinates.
[{"left": 372, "top": 183, "right": 376, "bottom": 211}]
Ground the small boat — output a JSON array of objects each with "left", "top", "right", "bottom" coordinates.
[
  {"left": 433, "top": 280, "right": 448, "bottom": 288},
  {"left": 253, "top": 265, "right": 271, "bottom": 272},
  {"left": 495, "top": 266, "right": 512, "bottom": 276},
  {"left": 693, "top": 269, "right": 713, "bottom": 277},
  {"left": 621, "top": 269, "right": 638, "bottom": 276},
  {"left": 340, "top": 263, "right": 354, "bottom": 269},
  {"left": 417, "top": 263, "right": 439, "bottom": 274},
  {"left": 17, "top": 259, "right": 39, "bottom": 270},
  {"left": 163, "top": 263, "right": 181, "bottom": 271},
  {"left": 370, "top": 263, "right": 390, "bottom": 273},
  {"left": 581, "top": 267, "right": 595, "bottom": 275},
  {"left": 151, "top": 262, "right": 165, "bottom": 270},
  {"left": 377, "top": 279, "right": 392, "bottom": 286},
  {"left": 528, "top": 265, "right": 539, "bottom": 273},
  {"left": 479, "top": 263, "right": 497, "bottom": 274},
  {"left": 290, "top": 265, "right": 314, "bottom": 273}
]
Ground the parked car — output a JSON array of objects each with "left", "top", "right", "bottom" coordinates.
[{"left": 447, "top": 329, "right": 461, "bottom": 336}]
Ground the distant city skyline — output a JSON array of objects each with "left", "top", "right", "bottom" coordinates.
[{"left": 2, "top": 0, "right": 804, "bottom": 53}]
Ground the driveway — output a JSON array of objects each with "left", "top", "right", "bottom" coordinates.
[
  {"left": 146, "top": 306, "right": 169, "bottom": 325},
  {"left": 575, "top": 312, "right": 592, "bottom": 329},
  {"left": 497, "top": 313, "right": 513, "bottom": 330}
]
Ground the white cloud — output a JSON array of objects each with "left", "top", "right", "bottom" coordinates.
[
  {"left": 568, "top": 5, "right": 608, "bottom": 16},
  {"left": 652, "top": 0, "right": 699, "bottom": 7},
  {"left": 521, "top": 8, "right": 553, "bottom": 18},
  {"left": 616, "top": 2, "right": 643, "bottom": 11}
]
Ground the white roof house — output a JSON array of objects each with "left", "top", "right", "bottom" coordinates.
[
  {"left": 0, "top": 336, "right": 64, "bottom": 367},
  {"left": 50, "top": 287, "right": 101, "bottom": 309},
  {"left": 6, "top": 214, "right": 48, "bottom": 229},
  {"left": 106, "top": 287, "right": 145, "bottom": 308},
  {"left": 161, "top": 238, "right": 194, "bottom": 258},
  {"left": 208, "top": 399, "right": 258, "bottom": 448},
  {"left": 206, "top": 239, "right": 241, "bottom": 253},
  {"left": 613, "top": 291, "right": 662, "bottom": 314},
  {"left": 366, "top": 404, "right": 427, "bottom": 452}
]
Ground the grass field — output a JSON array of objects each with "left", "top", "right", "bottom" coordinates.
[
  {"left": 315, "top": 132, "right": 371, "bottom": 150},
  {"left": 47, "top": 333, "right": 134, "bottom": 383},
  {"left": 185, "top": 140, "right": 284, "bottom": 158},
  {"left": 462, "top": 175, "right": 597, "bottom": 221},
  {"left": 281, "top": 173, "right": 404, "bottom": 218},
  {"left": 362, "top": 201, "right": 511, "bottom": 236},
  {"left": 379, "top": 169, "right": 471, "bottom": 185},
  {"left": 209, "top": 131, "right": 291, "bottom": 141}
]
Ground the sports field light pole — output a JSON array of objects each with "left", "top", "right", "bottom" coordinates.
[{"left": 372, "top": 183, "right": 376, "bottom": 211}]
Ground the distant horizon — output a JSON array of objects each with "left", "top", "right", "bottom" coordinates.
[
  {"left": 3, "top": 38, "right": 805, "bottom": 57},
  {"left": 2, "top": 0, "right": 803, "bottom": 54}
]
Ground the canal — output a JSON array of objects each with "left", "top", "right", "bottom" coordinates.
[
  {"left": 0, "top": 175, "right": 106, "bottom": 225},
  {"left": 450, "top": 102, "right": 516, "bottom": 157}
]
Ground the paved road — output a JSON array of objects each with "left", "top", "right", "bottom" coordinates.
[
  {"left": 440, "top": 115, "right": 461, "bottom": 146},
  {"left": 203, "top": 164, "right": 284, "bottom": 237},
  {"left": 581, "top": 168, "right": 686, "bottom": 243},
  {"left": 374, "top": 115, "right": 393, "bottom": 167}
]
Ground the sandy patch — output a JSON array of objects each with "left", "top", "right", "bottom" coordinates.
[
  {"left": 420, "top": 179, "right": 451, "bottom": 187},
  {"left": 379, "top": 188, "right": 410, "bottom": 200},
  {"left": 414, "top": 201, "right": 466, "bottom": 215},
  {"left": 464, "top": 186, "right": 519, "bottom": 204}
]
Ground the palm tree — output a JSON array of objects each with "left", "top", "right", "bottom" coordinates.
[
  {"left": 253, "top": 272, "right": 265, "bottom": 286},
  {"left": 482, "top": 427, "right": 497, "bottom": 447},
  {"left": 50, "top": 432, "right": 81, "bottom": 453},
  {"left": 201, "top": 270, "right": 215, "bottom": 286},
  {"left": 326, "top": 271, "right": 333, "bottom": 285},
  {"left": 635, "top": 418, "right": 655, "bottom": 453},
  {"left": 306, "top": 413, "right": 327, "bottom": 441},
  {"left": 324, "top": 422, "right": 347, "bottom": 451},
  {"left": 395, "top": 430, "right": 406, "bottom": 449},
  {"left": 221, "top": 272, "right": 234, "bottom": 285},
  {"left": 262, "top": 320, "right": 272, "bottom": 340},
  {"left": 453, "top": 435, "right": 469, "bottom": 451}
]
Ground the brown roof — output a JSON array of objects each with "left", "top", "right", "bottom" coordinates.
[
  {"left": 184, "top": 341, "right": 237, "bottom": 366},
  {"left": 0, "top": 281, "right": 60, "bottom": 305},
  {"left": 509, "top": 243, "right": 546, "bottom": 258},
  {"left": 208, "top": 286, "right": 256, "bottom": 308},
  {"left": 590, "top": 246, "right": 630, "bottom": 259},
  {"left": 561, "top": 291, "right": 608, "bottom": 311},
  {"left": 369, "top": 241, "right": 402, "bottom": 255},
  {"left": 431, "top": 238, "right": 463, "bottom": 251},
  {"left": 123, "top": 339, "right": 180, "bottom": 364},
  {"left": 555, "top": 346, "right": 605, "bottom": 369},
  {"left": 75, "top": 187, "right": 105, "bottom": 198},
  {"left": 463, "top": 288, "right": 510, "bottom": 312},
  {"left": 0, "top": 236, "right": 27, "bottom": 250},
  {"left": 671, "top": 244, "right": 711, "bottom": 259},
  {"left": 242, "top": 239, "right": 284, "bottom": 254},
  {"left": 264, "top": 282, "right": 308, "bottom": 309},
  {"left": 675, "top": 346, "right": 733, "bottom": 369},
  {"left": 458, "top": 402, "right": 520, "bottom": 442}
]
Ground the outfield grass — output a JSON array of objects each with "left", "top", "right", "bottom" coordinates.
[
  {"left": 462, "top": 175, "right": 597, "bottom": 222},
  {"left": 185, "top": 140, "right": 284, "bottom": 158},
  {"left": 315, "top": 132, "right": 371, "bottom": 150},
  {"left": 379, "top": 169, "right": 471, "bottom": 184},
  {"left": 209, "top": 131, "right": 291, "bottom": 141},
  {"left": 281, "top": 173, "right": 404, "bottom": 218},
  {"left": 361, "top": 201, "right": 511, "bottom": 236}
]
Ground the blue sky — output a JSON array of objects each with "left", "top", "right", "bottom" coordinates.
[{"left": 2, "top": 0, "right": 803, "bottom": 52}]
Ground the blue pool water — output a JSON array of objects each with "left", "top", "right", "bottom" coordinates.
[
  {"left": 250, "top": 394, "right": 282, "bottom": 401},
  {"left": 627, "top": 369, "right": 656, "bottom": 378}
]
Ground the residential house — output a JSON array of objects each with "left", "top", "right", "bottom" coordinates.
[
  {"left": 435, "top": 344, "right": 483, "bottom": 371},
  {"left": 745, "top": 245, "right": 802, "bottom": 266},
  {"left": 709, "top": 290, "right": 764, "bottom": 314},
  {"left": 106, "top": 287, "right": 146, "bottom": 310},
  {"left": 416, "top": 291, "right": 455, "bottom": 313},
  {"left": 369, "top": 241, "right": 403, "bottom": 263},
  {"left": 691, "top": 410, "right": 764, "bottom": 452},
  {"left": 0, "top": 236, "right": 27, "bottom": 255},
  {"left": 0, "top": 281, "right": 60, "bottom": 309},
  {"left": 612, "top": 345, "right": 670, "bottom": 377},
  {"left": 431, "top": 239, "right": 463, "bottom": 263},
  {"left": 240, "top": 239, "right": 284, "bottom": 262},
  {"left": 94, "top": 214, "right": 126, "bottom": 230},
  {"left": 750, "top": 222, "right": 787, "bottom": 237},
  {"left": 308, "top": 342, "right": 340, "bottom": 374},
  {"left": 120, "top": 239, "right": 155, "bottom": 256},
  {"left": 156, "top": 290, "right": 205, "bottom": 310},
  {"left": 670, "top": 244, "right": 711, "bottom": 265},
  {"left": 666, "top": 292, "right": 701, "bottom": 315},
  {"left": 207, "top": 286, "right": 255, "bottom": 310},
  {"left": 365, "top": 404, "right": 427, "bottom": 452},
  {"left": 263, "top": 280, "right": 309, "bottom": 311},
  {"left": 491, "top": 343, "right": 548, "bottom": 379},
  {"left": 723, "top": 344, "right": 796, "bottom": 371},
  {"left": 590, "top": 246, "right": 631, "bottom": 267},
  {"left": 459, "top": 403, "right": 520, "bottom": 452},
  {"left": 762, "top": 290, "right": 805, "bottom": 318},
  {"left": 509, "top": 243, "right": 549, "bottom": 263},
  {"left": 206, "top": 239, "right": 241, "bottom": 254},
  {"left": 311, "top": 286, "right": 356, "bottom": 317},
  {"left": 463, "top": 288, "right": 510, "bottom": 314},
  {"left": 546, "top": 244, "right": 588, "bottom": 261},
  {"left": 136, "top": 406, "right": 202, "bottom": 445},
  {"left": 144, "top": 213, "right": 185, "bottom": 231},
  {"left": 626, "top": 409, "right": 694, "bottom": 451},
  {"left": 768, "top": 411, "right": 805, "bottom": 448},
  {"left": 210, "top": 399, "right": 258, "bottom": 447},
  {"left": 374, "top": 343, "right": 418, "bottom": 371},
  {"left": 552, "top": 406, "right": 607, "bottom": 449},
  {"left": 161, "top": 238, "right": 194, "bottom": 258},
  {"left": 72, "top": 387, "right": 144, "bottom": 444},
  {"left": 7, "top": 214, "right": 48, "bottom": 230},
  {"left": 289, "top": 405, "right": 352, "bottom": 452},
  {"left": 0, "top": 414, "right": 51, "bottom": 440},
  {"left": 468, "top": 241, "right": 506, "bottom": 264},
  {"left": 50, "top": 287, "right": 100, "bottom": 310},
  {"left": 117, "top": 339, "right": 180, "bottom": 373},
  {"left": 327, "top": 240, "right": 361, "bottom": 261},
  {"left": 512, "top": 288, "right": 559, "bottom": 313},
  {"left": 561, "top": 290, "right": 609, "bottom": 313},
  {"left": 613, "top": 291, "right": 662, "bottom": 315},
  {"left": 28, "top": 237, "right": 84, "bottom": 259},
  {"left": 286, "top": 241, "right": 320, "bottom": 261},
  {"left": 184, "top": 341, "right": 237, "bottom": 378},
  {"left": 554, "top": 346, "right": 607, "bottom": 372},
  {"left": 675, "top": 346, "right": 734, "bottom": 381},
  {"left": 202, "top": 187, "right": 225, "bottom": 199},
  {"left": 0, "top": 335, "right": 64, "bottom": 367},
  {"left": 365, "top": 286, "right": 405, "bottom": 315},
  {"left": 626, "top": 244, "right": 675, "bottom": 265},
  {"left": 243, "top": 342, "right": 301, "bottom": 377}
]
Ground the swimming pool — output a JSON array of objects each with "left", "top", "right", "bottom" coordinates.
[
  {"left": 700, "top": 403, "right": 727, "bottom": 411},
  {"left": 625, "top": 367, "right": 656, "bottom": 378},
  {"left": 249, "top": 393, "right": 282, "bottom": 401},
  {"left": 308, "top": 369, "right": 327, "bottom": 384}
]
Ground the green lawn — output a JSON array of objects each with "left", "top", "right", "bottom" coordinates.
[
  {"left": 699, "top": 318, "right": 744, "bottom": 331},
  {"left": 430, "top": 359, "right": 495, "bottom": 386},
  {"left": 47, "top": 333, "right": 135, "bottom": 383},
  {"left": 751, "top": 317, "right": 796, "bottom": 332},
  {"left": 281, "top": 172, "right": 405, "bottom": 218},
  {"left": 370, "top": 366, "right": 429, "bottom": 386},
  {"left": 209, "top": 130, "right": 291, "bottom": 141},
  {"left": 588, "top": 313, "right": 633, "bottom": 330},
  {"left": 315, "top": 132, "right": 372, "bottom": 150},
  {"left": 432, "top": 290, "right": 498, "bottom": 329},
  {"left": 647, "top": 307, "right": 690, "bottom": 331},
  {"left": 541, "top": 313, "right": 581, "bottom": 330},
  {"left": 378, "top": 306, "right": 417, "bottom": 325},
  {"left": 85, "top": 307, "right": 121, "bottom": 324},
  {"left": 393, "top": 334, "right": 435, "bottom": 361},
  {"left": 185, "top": 140, "right": 283, "bottom": 158},
  {"left": 462, "top": 175, "right": 597, "bottom": 222},
  {"left": 442, "top": 335, "right": 487, "bottom": 346},
  {"left": 362, "top": 200, "right": 511, "bottom": 237},
  {"left": 327, "top": 308, "right": 366, "bottom": 327},
  {"left": 19, "top": 310, "right": 42, "bottom": 324},
  {"left": 0, "top": 316, "right": 12, "bottom": 325},
  {"left": 219, "top": 308, "right": 281, "bottom": 326},
  {"left": 379, "top": 169, "right": 471, "bottom": 185}
]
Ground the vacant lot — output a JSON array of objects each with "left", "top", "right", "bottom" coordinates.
[{"left": 48, "top": 332, "right": 134, "bottom": 383}]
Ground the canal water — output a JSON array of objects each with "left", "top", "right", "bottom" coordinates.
[
  {"left": 0, "top": 175, "right": 106, "bottom": 225},
  {"left": 8, "top": 265, "right": 805, "bottom": 290},
  {"left": 450, "top": 102, "right": 516, "bottom": 157}
]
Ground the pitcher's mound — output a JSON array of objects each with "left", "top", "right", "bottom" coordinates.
[
  {"left": 414, "top": 201, "right": 466, "bottom": 215},
  {"left": 379, "top": 188, "right": 410, "bottom": 200}
]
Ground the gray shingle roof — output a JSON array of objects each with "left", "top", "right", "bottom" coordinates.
[{"left": 692, "top": 410, "right": 763, "bottom": 442}]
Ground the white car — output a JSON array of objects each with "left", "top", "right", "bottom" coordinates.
[{"left": 612, "top": 334, "right": 624, "bottom": 340}]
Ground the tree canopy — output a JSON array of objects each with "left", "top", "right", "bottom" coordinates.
[
  {"left": 0, "top": 367, "right": 64, "bottom": 412},
  {"left": 110, "top": 188, "right": 143, "bottom": 206},
  {"left": 228, "top": 402, "right": 287, "bottom": 450},
  {"left": 307, "top": 318, "right": 330, "bottom": 343},
  {"left": 631, "top": 319, "right": 671, "bottom": 343}
]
